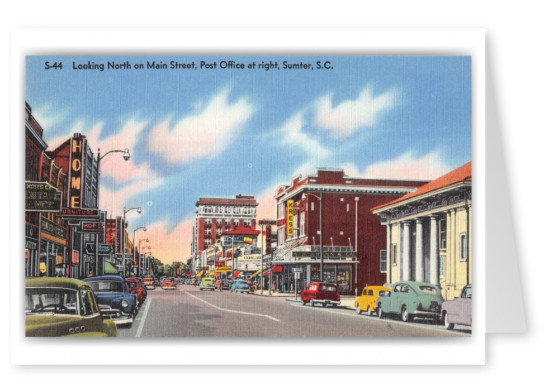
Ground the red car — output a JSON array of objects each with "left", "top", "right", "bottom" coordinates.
[
  {"left": 161, "top": 277, "right": 176, "bottom": 290},
  {"left": 300, "top": 282, "right": 340, "bottom": 307},
  {"left": 126, "top": 277, "right": 146, "bottom": 306}
]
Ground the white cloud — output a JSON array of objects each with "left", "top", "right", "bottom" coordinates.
[
  {"left": 314, "top": 85, "right": 396, "bottom": 139},
  {"left": 342, "top": 150, "right": 453, "bottom": 181},
  {"left": 136, "top": 219, "right": 194, "bottom": 264},
  {"left": 148, "top": 88, "right": 254, "bottom": 164}
]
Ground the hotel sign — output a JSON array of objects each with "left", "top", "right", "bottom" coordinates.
[
  {"left": 287, "top": 200, "right": 294, "bottom": 236},
  {"left": 25, "top": 181, "right": 62, "bottom": 212}
]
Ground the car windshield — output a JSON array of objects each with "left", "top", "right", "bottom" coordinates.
[
  {"left": 86, "top": 280, "right": 124, "bottom": 293},
  {"left": 26, "top": 287, "right": 79, "bottom": 315},
  {"left": 163, "top": 278, "right": 173, "bottom": 282}
]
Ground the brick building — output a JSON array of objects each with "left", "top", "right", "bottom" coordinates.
[{"left": 273, "top": 169, "right": 427, "bottom": 294}]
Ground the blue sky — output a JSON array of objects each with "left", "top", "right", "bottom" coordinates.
[{"left": 26, "top": 55, "right": 471, "bottom": 262}]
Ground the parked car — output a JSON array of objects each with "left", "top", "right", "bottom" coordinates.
[
  {"left": 83, "top": 275, "right": 137, "bottom": 327},
  {"left": 221, "top": 279, "right": 232, "bottom": 290},
  {"left": 441, "top": 284, "right": 472, "bottom": 330},
  {"left": 25, "top": 277, "right": 118, "bottom": 337},
  {"left": 377, "top": 281, "right": 443, "bottom": 322},
  {"left": 126, "top": 277, "right": 145, "bottom": 306},
  {"left": 133, "top": 277, "right": 147, "bottom": 298},
  {"left": 354, "top": 285, "right": 391, "bottom": 315},
  {"left": 143, "top": 276, "right": 156, "bottom": 290},
  {"left": 299, "top": 282, "right": 340, "bottom": 307},
  {"left": 199, "top": 277, "right": 216, "bottom": 291},
  {"left": 230, "top": 279, "right": 251, "bottom": 293},
  {"left": 161, "top": 277, "right": 176, "bottom": 290}
]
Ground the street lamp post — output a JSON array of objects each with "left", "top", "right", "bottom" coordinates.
[
  {"left": 133, "top": 226, "right": 147, "bottom": 276},
  {"left": 139, "top": 238, "right": 149, "bottom": 276},
  {"left": 302, "top": 192, "right": 323, "bottom": 282},
  {"left": 122, "top": 206, "right": 142, "bottom": 277},
  {"left": 96, "top": 148, "right": 130, "bottom": 276}
]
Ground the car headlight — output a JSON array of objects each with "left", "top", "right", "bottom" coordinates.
[{"left": 121, "top": 300, "right": 129, "bottom": 308}]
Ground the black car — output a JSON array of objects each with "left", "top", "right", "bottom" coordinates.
[{"left": 221, "top": 279, "right": 232, "bottom": 290}]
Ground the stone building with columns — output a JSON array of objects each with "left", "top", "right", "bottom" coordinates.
[{"left": 371, "top": 162, "right": 472, "bottom": 300}]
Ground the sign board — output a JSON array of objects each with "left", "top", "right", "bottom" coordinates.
[
  {"left": 85, "top": 243, "right": 113, "bottom": 255},
  {"left": 258, "top": 219, "right": 276, "bottom": 226},
  {"left": 292, "top": 268, "right": 302, "bottom": 273},
  {"left": 82, "top": 222, "right": 104, "bottom": 231},
  {"left": 287, "top": 200, "right": 294, "bottom": 236},
  {"left": 25, "top": 182, "right": 62, "bottom": 212},
  {"left": 222, "top": 235, "right": 246, "bottom": 247},
  {"left": 59, "top": 208, "right": 99, "bottom": 218}
]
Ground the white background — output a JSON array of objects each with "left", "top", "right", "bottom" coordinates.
[{"left": 2, "top": 1, "right": 547, "bottom": 389}]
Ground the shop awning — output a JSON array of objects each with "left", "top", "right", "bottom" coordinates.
[
  {"left": 104, "top": 261, "right": 118, "bottom": 274},
  {"left": 232, "top": 270, "right": 241, "bottom": 278},
  {"left": 196, "top": 270, "right": 204, "bottom": 278},
  {"left": 209, "top": 271, "right": 216, "bottom": 276},
  {"left": 251, "top": 266, "right": 268, "bottom": 277},
  {"left": 263, "top": 271, "right": 270, "bottom": 276},
  {"left": 214, "top": 266, "right": 232, "bottom": 273}
]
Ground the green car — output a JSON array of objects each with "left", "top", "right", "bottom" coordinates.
[
  {"left": 199, "top": 277, "right": 215, "bottom": 291},
  {"left": 25, "top": 277, "right": 117, "bottom": 337},
  {"left": 376, "top": 281, "right": 444, "bottom": 322}
]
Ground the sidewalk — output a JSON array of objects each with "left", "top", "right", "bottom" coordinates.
[{"left": 251, "top": 290, "right": 357, "bottom": 309}]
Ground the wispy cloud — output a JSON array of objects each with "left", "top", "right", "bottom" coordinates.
[
  {"left": 148, "top": 88, "right": 254, "bottom": 165},
  {"left": 314, "top": 85, "right": 396, "bottom": 139},
  {"left": 341, "top": 150, "right": 453, "bottom": 181}
]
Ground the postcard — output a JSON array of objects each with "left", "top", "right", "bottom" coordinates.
[
  {"left": 24, "top": 53, "right": 473, "bottom": 338},
  {"left": 13, "top": 27, "right": 485, "bottom": 365}
]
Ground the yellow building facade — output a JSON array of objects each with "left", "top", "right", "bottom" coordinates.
[{"left": 373, "top": 162, "right": 472, "bottom": 300}]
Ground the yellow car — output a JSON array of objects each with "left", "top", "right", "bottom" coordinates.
[{"left": 354, "top": 285, "right": 391, "bottom": 316}]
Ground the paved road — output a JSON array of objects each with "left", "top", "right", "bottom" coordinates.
[{"left": 118, "top": 284, "right": 469, "bottom": 338}]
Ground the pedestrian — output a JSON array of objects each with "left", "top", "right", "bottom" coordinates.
[{"left": 215, "top": 279, "right": 222, "bottom": 291}]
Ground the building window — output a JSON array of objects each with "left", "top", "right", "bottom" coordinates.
[
  {"left": 216, "top": 228, "right": 221, "bottom": 236},
  {"left": 299, "top": 212, "right": 305, "bottom": 237},
  {"left": 278, "top": 203, "right": 285, "bottom": 219},
  {"left": 311, "top": 202, "right": 315, "bottom": 211},
  {"left": 439, "top": 219, "right": 447, "bottom": 249},
  {"left": 347, "top": 203, "right": 349, "bottom": 212},
  {"left": 460, "top": 233, "right": 467, "bottom": 261},
  {"left": 439, "top": 255, "right": 445, "bottom": 277},
  {"left": 380, "top": 250, "right": 387, "bottom": 273},
  {"left": 277, "top": 226, "right": 285, "bottom": 246},
  {"left": 392, "top": 244, "right": 397, "bottom": 266},
  {"left": 216, "top": 219, "right": 222, "bottom": 225}
]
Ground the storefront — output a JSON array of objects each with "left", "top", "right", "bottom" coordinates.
[
  {"left": 269, "top": 244, "right": 358, "bottom": 294},
  {"left": 25, "top": 223, "right": 39, "bottom": 277},
  {"left": 39, "top": 218, "right": 68, "bottom": 277}
]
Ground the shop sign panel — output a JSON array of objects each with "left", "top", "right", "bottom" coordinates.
[{"left": 25, "top": 181, "right": 62, "bottom": 212}]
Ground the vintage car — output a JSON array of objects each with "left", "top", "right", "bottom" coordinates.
[
  {"left": 126, "top": 277, "right": 145, "bottom": 306},
  {"left": 199, "top": 277, "right": 216, "bottom": 291},
  {"left": 377, "top": 281, "right": 443, "bottom": 322},
  {"left": 143, "top": 276, "right": 156, "bottom": 290},
  {"left": 134, "top": 277, "right": 147, "bottom": 298},
  {"left": 441, "top": 284, "right": 472, "bottom": 330},
  {"left": 161, "top": 277, "right": 177, "bottom": 290},
  {"left": 354, "top": 285, "right": 391, "bottom": 315},
  {"left": 83, "top": 275, "right": 137, "bottom": 327},
  {"left": 230, "top": 279, "right": 250, "bottom": 293},
  {"left": 300, "top": 282, "right": 340, "bottom": 307},
  {"left": 25, "top": 277, "right": 117, "bottom": 337},
  {"left": 221, "top": 279, "right": 232, "bottom": 290}
]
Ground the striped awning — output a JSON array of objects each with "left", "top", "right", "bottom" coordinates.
[
  {"left": 196, "top": 270, "right": 204, "bottom": 278},
  {"left": 251, "top": 266, "right": 268, "bottom": 278},
  {"left": 214, "top": 266, "right": 232, "bottom": 273}
]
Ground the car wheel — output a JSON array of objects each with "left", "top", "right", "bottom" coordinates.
[
  {"left": 311, "top": 300, "right": 315, "bottom": 307},
  {"left": 355, "top": 303, "right": 362, "bottom": 315},
  {"left": 443, "top": 312, "right": 455, "bottom": 330},
  {"left": 366, "top": 306, "right": 372, "bottom": 316},
  {"left": 302, "top": 299, "right": 306, "bottom": 306},
  {"left": 322, "top": 303, "right": 327, "bottom": 307},
  {"left": 377, "top": 306, "right": 384, "bottom": 319},
  {"left": 401, "top": 305, "right": 412, "bottom": 322}
]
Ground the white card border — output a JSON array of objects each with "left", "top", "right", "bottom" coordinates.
[{"left": 10, "top": 27, "right": 485, "bottom": 365}]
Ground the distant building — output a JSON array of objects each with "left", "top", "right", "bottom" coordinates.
[
  {"left": 372, "top": 162, "right": 472, "bottom": 300},
  {"left": 273, "top": 169, "right": 427, "bottom": 294},
  {"left": 192, "top": 195, "right": 258, "bottom": 271}
]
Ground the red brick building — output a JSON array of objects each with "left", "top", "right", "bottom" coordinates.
[
  {"left": 273, "top": 169, "right": 427, "bottom": 294},
  {"left": 192, "top": 195, "right": 258, "bottom": 270}
]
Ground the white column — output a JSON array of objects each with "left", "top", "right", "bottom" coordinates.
[
  {"left": 386, "top": 223, "right": 391, "bottom": 284},
  {"left": 429, "top": 215, "right": 438, "bottom": 285},
  {"left": 415, "top": 218, "right": 424, "bottom": 282},
  {"left": 402, "top": 221, "right": 411, "bottom": 281}
]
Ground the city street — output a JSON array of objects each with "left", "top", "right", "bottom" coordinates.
[{"left": 118, "top": 284, "right": 469, "bottom": 338}]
